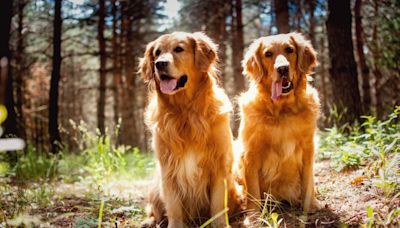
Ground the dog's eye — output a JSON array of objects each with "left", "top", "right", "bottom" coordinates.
[
  {"left": 285, "top": 47, "right": 294, "bottom": 54},
  {"left": 265, "top": 51, "right": 273, "bottom": 57},
  {"left": 174, "top": 46, "right": 184, "bottom": 53},
  {"left": 155, "top": 49, "right": 161, "bottom": 56}
]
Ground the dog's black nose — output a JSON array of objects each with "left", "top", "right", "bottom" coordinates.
[
  {"left": 155, "top": 61, "right": 168, "bottom": 70},
  {"left": 277, "top": 65, "right": 289, "bottom": 76}
]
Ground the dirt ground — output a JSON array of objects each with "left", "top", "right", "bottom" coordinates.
[{"left": 1, "top": 158, "right": 399, "bottom": 227}]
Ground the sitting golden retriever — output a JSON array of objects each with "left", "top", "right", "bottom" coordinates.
[
  {"left": 237, "top": 33, "right": 321, "bottom": 216},
  {"left": 139, "top": 32, "right": 241, "bottom": 227}
]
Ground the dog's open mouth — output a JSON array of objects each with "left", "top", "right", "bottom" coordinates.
[
  {"left": 271, "top": 77, "right": 293, "bottom": 100},
  {"left": 159, "top": 74, "right": 188, "bottom": 94}
]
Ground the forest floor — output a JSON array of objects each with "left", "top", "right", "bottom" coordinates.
[
  {"left": 2, "top": 111, "right": 400, "bottom": 227},
  {"left": 1, "top": 153, "right": 398, "bottom": 227}
]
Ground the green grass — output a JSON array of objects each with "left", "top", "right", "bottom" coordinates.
[
  {"left": 320, "top": 106, "right": 400, "bottom": 226},
  {"left": 0, "top": 120, "right": 154, "bottom": 226},
  {"left": 12, "top": 144, "right": 58, "bottom": 181}
]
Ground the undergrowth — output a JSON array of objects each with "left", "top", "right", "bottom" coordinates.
[
  {"left": 319, "top": 106, "right": 400, "bottom": 226},
  {"left": 0, "top": 120, "right": 154, "bottom": 226}
]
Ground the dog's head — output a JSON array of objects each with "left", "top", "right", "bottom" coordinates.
[
  {"left": 243, "top": 33, "right": 317, "bottom": 101},
  {"left": 138, "top": 32, "right": 218, "bottom": 95}
]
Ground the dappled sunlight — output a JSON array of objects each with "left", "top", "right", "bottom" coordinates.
[{"left": 0, "top": 0, "right": 399, "bottom": 226}]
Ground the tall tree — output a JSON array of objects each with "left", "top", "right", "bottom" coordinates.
[
  {"left": 0, "top": 0, "right": 18, "bottom": 137},
  {"left": 118, "top": 0, "right": 137, "bottom": 147},
  {"left": 231, "top": 0, "right": 245, "bottom": 136},
  {"left": 111, "top": 0, "right": 121, "bottom": 129},
  {"left": 307, "top": 0, "right": 316, "bottom": 47},
  {"left": 326, "top": 0, "right": 362, "bottom": 124},
  {"left": 49, "top": 0, "right": 63, "bottom": 153},
  {"left": 231, "top": 0, "right": 245, "bottom": 94},
  {"left": 274, "top": 0, "right": 289, "bottom": 33},
  {"left": 14, "top": 0, "right": 27, "bottom": 139},
  {"left": 97, "top": 0, "right": 106, "bottom": 135},
  {"left": 354, "top": 0, "right": 371, "bottom": 114}
]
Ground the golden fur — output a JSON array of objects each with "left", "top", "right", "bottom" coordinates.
[
  {"left": 139, "top": 32, "right": 241, "bottom": 227},
  {"left": 237, "top": 33, "right": 321, "bottom": 214}
]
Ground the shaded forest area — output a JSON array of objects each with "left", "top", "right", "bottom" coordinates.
[{"left": 0, "top": 0, "right": 399, "bottom": 227}]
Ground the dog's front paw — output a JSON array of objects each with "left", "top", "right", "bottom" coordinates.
[{"left": 305, "top": 197, "right": 323, "bottom": 212}]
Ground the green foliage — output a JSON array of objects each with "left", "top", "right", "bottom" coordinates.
[
  {"left": 259, "top": 194, "right": 283, "bottom": 228},
  {"left": 123, "top": 148, "right": 155, "bottom": 179},
  {"left": 69, "top": 120, "right": 155, "bottom": 183},
  {"left": 12, "top": 144, "right": 58, "bottom": 181},
  {"left": 320, "top": 107, "right": 399, "bottom": 169},
  {"left": 363, "top": 200, "right": 400, "bottom": 227},
  {"left": 74, "top": 216, "right": 98, "bottom": 228},
  {"left": 23, "top": 184, "right": 55, "bottom": 209},
  {"left": 320, "top": 106, "right": 400, "bottom": 197}
]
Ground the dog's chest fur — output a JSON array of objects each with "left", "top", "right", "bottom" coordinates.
[
  {"left": 261, "top": 137, "right": 299, "bottom": 180},
  {"left": 166, "top": 149, "right": 210, "bottom": 212},
  {"left": 176, "top": 150, "right": 203, "bottom": 190}
]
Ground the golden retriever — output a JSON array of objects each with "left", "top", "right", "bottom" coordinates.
[
  {"left": 237, "top": 32, "right": 321, "bottom": 216},
  {"left": 139, "top": 32, "right": 241, "bottom": 227}
]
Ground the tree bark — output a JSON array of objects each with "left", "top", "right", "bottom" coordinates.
[
  {"left": 354, "top": 0, "right": 371, "bottom": 114},
  {"left": 326, "top": 0, "right": 362, "bottom": 125},
  {"left": 111, "top": 0, "right": 121, "bottom": 131},
  {"left": 274, "top": 0, "right": 289, "bottom": 33},
  {"left": 232, "top": 0, "right": 245, "bottom": 94},
  {"left": 307, "top": 0, "right": 316, "bottom": 47},
  {"left": 372, "top": 0, "right": 383, "bottom": 118},
  {"left": 119, "top": 0, "right": 139, "bottom": 147},
  {"left": 97, "top": 0, "right": 106, "bottom": 135},
  {"left": 230, "top": 0, "right": 245, "bottom": 136},
  {"left": 49, "top": 0, "right": 63, "bottom": 153},
  {"left": 15, "top": 0, "right": 27, "bottom": 139}
]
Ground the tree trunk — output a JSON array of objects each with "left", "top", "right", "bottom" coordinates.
[
  {"left": 229, "top": 0, "right": 245, "bottom": 136},
  {"left": 372, "top": 0, "right": 383, "bottom": 118},
  {"left": 212, "top": 1, "right": 229, "bottom": 86},
  {"left": 111, "top": 0, "right": 121, "bottom": 132},
  {"left": 326, "top": 0, "right": 362, "bottom": 125},
  {"left": 15, "top": 0, "right": 27, "bottom": 139},
  {"left": 354, "top": 0, "right": 371, "bottom": 114},
  {"left": 119, "top": 0, "right": 139, "bottom": 148},
  {"left": 97, "top": 0, "right": 106, "bottom": 135},
  {"left": 319, "top": 34, "right": 329, "bottom": 123},
  {"left": 49, "top": 0, "right": 62, "bottom": 153},
  {"left": 232, "top": 0, "right": 245, "bottom": 94},
  {"left": 307, "top": 0, "right": 316, "bottom": 47},
  {"left": 274, "top": 0, "right": 289, "bottom": 33}
]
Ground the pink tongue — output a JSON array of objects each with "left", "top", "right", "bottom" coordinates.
[
  {"left": 160, "top": 79, "right": 178, "bottom": 94},
  {"left": 271, "top": 81, "right": 282, "bottom": 100}
]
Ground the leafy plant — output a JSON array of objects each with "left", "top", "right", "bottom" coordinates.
[
  {"left": 69, "top": 120, "right": 155, "bottom": 183},
  {"left": 69, "top": 120, "right": 126, "bottom": 182},
  {"left": 12, "top": 144, "right": 58, "bottom": 181},
  {"left": 319, "top": 106, "right": 399, "bottom": 173}
]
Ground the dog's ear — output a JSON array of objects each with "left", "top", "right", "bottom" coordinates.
[
  {"left": 138, "top": 41, "right": 155, "bottom": 82},
  {"left": 192, "top": 32, "right": 218, "bottom": 72},
  {"left": 290, "top": 33, "right": 317, "bottom": 75},
  {"left": 242, "top": 38, "right": 266, "bottom": 82}
]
